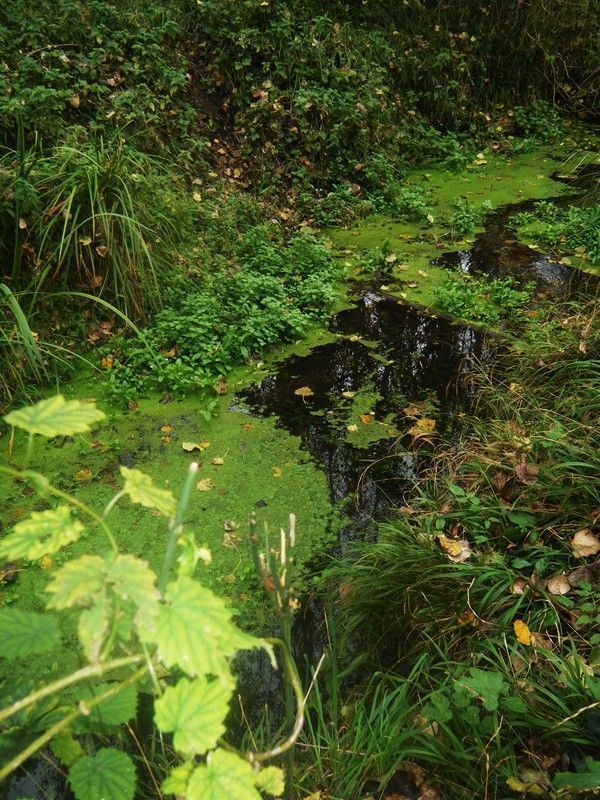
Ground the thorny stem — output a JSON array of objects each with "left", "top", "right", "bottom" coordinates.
[
  {"left": 0, "top": 655, "right": 143, "bottom": 725},
  {"left": 0, "top": 666, "right": 147, "bottom": 782},
  {"left": 158, "top": 461, "right": 198, "bottom": 594}
]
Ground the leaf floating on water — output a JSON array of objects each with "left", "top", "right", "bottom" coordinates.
[
  {"left": 75, "top": 468, "right": 93, "bottom": 482},
  {"left": 571, "top": 529, "right": 600, "bottom": 558},
  {"left": 196, "top": 478, "right": 215, "bottom": 492},
  {"left": 359, "top": 414, "right": 373, "bottom": 424},
  {"left": 514, "top": 619, "right": 533, "bottom": 646},
  {"left": 408, "top": 417, "right": 436, "bottom": 438},
  {"left": 347, "top": 424, "right": 358, "bottom": 433},
  {"left": 341, "top": 391, "right": 356, "bottom": 399},
  {"left": 182, "top": 442, "right": 209, "bottom": 453},
  {"left": 294, "top": 386, "right": 314, "bottom": 398},
  {"left": 272, "top": 467, "right": 283, "bottom": 478},
  {"left": 437, "top": 533, "right": 472, "bottom": 563},
  {"left": 211, "top": 457, "right": 224, "bottom": 466}
]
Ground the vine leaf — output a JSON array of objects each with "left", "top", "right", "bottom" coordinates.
[
  {"left": 0, "top": 506, "right": 84, "bottom": 561},
  {"left": 69, "top": 748, "right": 136, "bottom": 800},
  {"left": 143, "top": 576, "right": 262, "bottom": 678},
  {"left": 154, "top": 676, "right": 232, "bottom": 755},
  {"left": 120, "top": 466, "right": 176, "bottom": 517},
  {"left": 4, "top": 395, "right": 105, "bottom": 437},
  {"left": 187, "top": 749, "right": 261, "bottom": 800},
  {"left": 0, "top": 608, "right": 61, "bottom": 658},
  {"left": 46, "top": 555, "right": 107, "bottom": 609},
  {"left": 255, "top": 766, "right": 285, "bottom": 796}
]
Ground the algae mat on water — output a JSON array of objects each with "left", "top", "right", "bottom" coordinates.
[{"left": 0, "top": 381, "right": 336, "bottom": 682}]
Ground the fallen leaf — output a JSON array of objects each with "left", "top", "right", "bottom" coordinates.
[
  {"left": 161, "top": 435, "right": 171, "bottom": 444},
  {"left": 408, "top": 417, "right": 436, "bottom": 438},
  {"left": 515, "top": 458, "right": 539, "bottom": 486},
  {"left": 294, "top": 386, "right": 314, "bottom": 397},
  {"left": 385, "top": 253, "right": 397, "bottom": 263},
  {"left": 512, "top": 577, "right": 529, "bottom": 594},
  {"left": 18, "top": 217, "right": 27, "bottom": 230},
  {"left": 69, "top": 94, "right": 80, "bottom": 108},
  {"left": 160, "top": 425, "right": 174, "bottom": 434},
  {"left": 75, "top": 468, "right": 93, "bottom": 482},
  {"left": 211, "top": 457, "right": 224, "bottom": 466},
  {"left": 571, "top": 529, "right": 600, "bottom": 557},
  {"left": 514, "top": 619, "right": 533, "bottom": 646},
  {"left": 347, "top": 424, "right": 358, "bottom": 433},
  {"left": 418, "top": 270, "right": 429, "bottom": 277},
  {"left": 360, "top": 414, "right": 373, "bottom": 424},
  {"left": 272, "top": 467, "right": 283, "bottom": 478},
  {"left": 196, "top": 478, "right": 215, "bottom": 492},
  {"left": 95, "top": 245, "right": 109, "bottom": 257},
  {"left": 339, "top": 583, "right": 354, "bottom": 606},
  {"left": 223, "top": 520, "right": 239, "bottom": 532},
  {"left": 491, "top": 471, "right": 510, "bottom": 491},
  {"left": 214, "top": 379, "right": 228, "bottom": 395},
  {"left": 182, "top": 441, "right": 209, "bottom": 452},
  {"left": 222, "top": 531, "right": 241, "bottom": 548},
  {"left": 101, "top": 355, "right": 114, "bottom": 370},
  {"left": 41, "top": 555, "right": 53, "bottom": 570},
  {"left": 457, "top": 609, "right": 477, "bottom": 627},
  {"left": 437, "top": 534, "right": 472, "bottom": 562},
  {"left": 241, "top": 422, "right": 255, "bottom": 431},
  {"left": 341, "top": 390, "right": 356, "bottom": 399},
  {"left": 161, "top": 347, "right": 177, "bottom": 358},
  {"left": 568, "top": 562, "right": 600, "bottom": 587},
  {"left": 128, "top": 400, "right": 138, "bottom": 411},
  {"left": 546, "top": 573, "right": 570, "bottom": 595}
]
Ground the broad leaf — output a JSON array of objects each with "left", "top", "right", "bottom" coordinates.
[
  {"left": 120, "top": 466, "right": 176, "bottom": 517},
  {"left": 78, "top": 598, "right": 110, "bottom": 662},
  {"left": 154, "top": 676, "right": 232, "bottom": 755},
  {"left": 0, "top": 609, "right": 60, "bottom": 658},
  {"left": 457, "top": 668, "right": 507, "bottom": 711},
  {"left": 162, "top": 763, "right": 194, "bottom": 795},
  {"left": 187, "top": 749, "right": 261, "bottom": 800},
  {"left": 143, "top": 577, "right": 261, "bottom": 678},
  {"left": 0, "top": 506, "right": 84, "bottom": 560},
  {"left": 5, "top": 395, "right": 105, "bottom": 437},
  {"left": 108, "top": 554, "right": 160, "bottom": 630},
  {"left": 50, "top": 730, "right": 83, "bottom": 767},
  {"left": 69, "top": 748, "right": 136, "bottom": 800},
  {"left": 78, "top": 683, "right": 138, "bottom": 726},
  {"left": 255, "top": 766, "right": 285, "bottom": 796},
  {"left": 46, "top": 555, "right": 107, "bottom": 609},
  {"left": 554, "top": 757, "right": 600, "bottom": 790}
]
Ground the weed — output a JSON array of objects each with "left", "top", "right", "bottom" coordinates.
[{"left": 433, "top": 274, "right": 534, "bottom": 324}]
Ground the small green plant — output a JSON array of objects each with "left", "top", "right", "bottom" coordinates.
[
  {"left": 0, "top": 395, "right": 304, "bottom": 799},
  {"left": 449, "top": 198, "right": 493, "bottom": 239},
  {"left": 513, "top": 200, "right": 600, "bottom": 265},
  {"left": 433, "top": 274, "right": 534, "bottom": 324},
  {"left": 513, "top": 100, "right": 564, "bottom": 142},
  {"left": 377, "top": 183, "right": 432, "bottom": 222}
]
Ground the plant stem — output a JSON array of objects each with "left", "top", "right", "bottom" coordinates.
[{"left": 158, "top": 461, "right": 198, "bottom": 593}]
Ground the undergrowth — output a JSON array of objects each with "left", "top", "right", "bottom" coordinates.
[{"left": 513, "top": 200, "right": 600, "bottom": 266}]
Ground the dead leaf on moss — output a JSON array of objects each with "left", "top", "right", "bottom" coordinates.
[
  {"left": 360, "top": 414, "right": 373, "bottom": 424},
  {"left": 211, "top": 457, "right": 224, "bottom": 466},
  {"left": 196, "top": 478, "right": 215, "bottom": 492},
  {"left": 182, "top": 441, "right": 209, "bottom": 452},
  {"left": 571, "top": 529, "right": 600, "bottom": 558},
  {"left": 272, "top": 466, "right": 283, "bottom": 478},
  {"left": 160, "top": 425, "right": 173, "bottom": 434},
  {"left": 241, "top": 422, "right": 255, "bottom": 431},
  {"left": 437, "top": 533, "right": 471, "bottom": 563},
  {"left": 347, "top": 424, "right": 358, "bottom": 433},
  {"left": 341, "top": 390, "right": 356, "bottom": 399},
  {"left": 512, "top": 577, "right": 529, "bottom": 595}
]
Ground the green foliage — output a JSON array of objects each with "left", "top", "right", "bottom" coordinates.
[
  {"left": 513, "top": 200, "right": 600, "bottom": 265},
  {"left": 433, "top": 274, "right": 534, "bottom": 324},
  {"left": 513, "top": 100, "right": 565, "bottom": 141},
  {"left": 0, "top": 396, "right": 291, "bottom": 799},
  {"left": 449, "top": 198, "right": 493, "bottom": 239},
  {"left": 377, "top": 184, "right": 432, "bottom": 222}
]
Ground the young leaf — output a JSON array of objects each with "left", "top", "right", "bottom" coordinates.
[
  {"left": 154, "top": 676, "right": 232, "bottom": 755},
  {"left": 187, "top": 749, "right": 261, "bottom": 800},
  {"left": 254, "top": 766, "right": 285, "bottom": 796},
  {"left": 0, "top": 609, "right": 61, "bottom": 658},
  {"left": 120, "top": 466, "right": 176, "bottom": 517},
  {"left": 0, "top": 506, "right": 84, "bottom": 561},
  {"left": 78, "top": 683, "right": 138, "bottom": 726},
  {"left": 46, "top": 555, "right": 107, "bottom": 609},
  {"left": 143, "top": 577, "right": 261, "bottom": 678},
  {"left": 69, "top": 748, "right": 136, "bottom": 800},
  {"left": 162, "top": 763, "right": 194, "bottom": 795},
  {"left": 4, "top": 395, "right": 105, "bottom": 437}
]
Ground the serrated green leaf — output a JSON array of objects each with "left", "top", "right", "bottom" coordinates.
[
  {"left": 457, "top": 668, "right": 507, "bottom": 711},
  {"left": 143, "top": 577, "right": 261, "bottom": 678},
  {"left": 0, "top": 609, "right": 61, "bottom": 658},
  {"left": 46, "top": 555, "right": 107, "bottom": 609},
  {"left": 78, "top": 683, "right": 138, "bottom": 727},
  {"left": 50, "top": 730, "right": 83, "bottom": 767},
  {"left": 69, "top": 748, "right": 136, "bottom": 800},
  {"left": 254, "top": 766, "right": 285, "bottom": 796},
  {"left": 5, "top": 395, "right": 105, "bottom": 437},
  {"left": 162, "top": 762, "right": 194, "bottom": 795},
  {"left": 187, "top": 749, "right": 261, "bottom": 800},
  {"left": 0, "top": 506, "right": 84, "bottom": 561},
  {"left": 155, "top": 676, "right": 232, "bottom": 755},
  {"left": 120, "top": 466, "right": 176, "bottom": 517},
  {"left": 78, "top": 598, "right": 110, "bottom": 662},
  {"left": 108, "top": 554, "right": 160, "bottom": 630}
]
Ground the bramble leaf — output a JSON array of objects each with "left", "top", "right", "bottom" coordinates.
[
  {"left": 46, "top": 555, "right": 107, "bottom": 608},
  {"left": 120, "top": 466, "right": 176, "bottom": 517},
  {"left": 0, "top": 609, "right": 61, "bottom": 658},
  {"left": 162, "top": 762, "right": 194, "bottom": 795},
  {"left": 78, "top": 599, "right": 110, "bottom": 662},
  {"left": 5, "top": 395, "right": 105, "bottom": 437},
  {"left": 143, "top": 577, "right": 261, "bottom": 678},
  {"left": 187, "top": 749, "right": 261, "bottom": 800},
  {"left": 155, "top": 676, "right": 232, "bottom": 755},
  {"left": 69, "top": 748, "right": 136, "bottom": 800},
  {"left": 108, "top": 554, "right": 160, "bottom": 630},
  {"left": 0, "top": 506, "right": 84, "bottom": 560},
  {"left": 255, "top": 766, "right": 285, "bottom": 796},
  {"left": 458, "top": 668, "right": 507, "bottom": 711},
  {"left": 50, "top": 730, "right": 83, "bottom": 767},
  {"left": 78, "top": 683, "right": 138, "bottom": 727}
]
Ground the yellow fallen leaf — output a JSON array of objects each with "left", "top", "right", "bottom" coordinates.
[
  {"left": 571, "top": 528, "right": 600, "bottom": 557},
  {"left": 75, "top": 468, "right": 93, "bottom": 482},
  {"left": 347, "top": 424, "right": 358, "bottom": 433},
  {"left": 211, "top": 457, "right": 224, "bottom": 466},
  {"left": 41, "top": 555, "right": 53, "bottom": 570},
  {"left": 272, "top": 467, "right": 283, "bottom": 478},
  {"left": 294, "top": 386, "right": 314, "bottom": 397},
  {"left": 385, "top": 253, "right": 397, "bottom": 263},
  {"left": 182, "top": 442, "right": 209, "bottom": 452},
  {"left": 408, "top": 417, "right": 436, "bottom": 437},
  {"left": 514, "top": 619, "right": 533, "bottom": 646},
  {"left": 241, "top": 422, "right": 255, "bottom": 431},
  {"left": 341, "top": 391, "right": 356, "bottom": 399},
  {"left": 196, "top": 478, "right": 215, "bottom": 492},
  {"left": 161, "top": 435, "right": 171, "bottom": 444},
  {"left": 160, "top": 425, "right": 174, "bottom": 433},
  {"left": 437, "top": 533, "right": 472, "bottom": 563},
  {"left": 418, "top": 269, "right": 429, "bottom": 277}
]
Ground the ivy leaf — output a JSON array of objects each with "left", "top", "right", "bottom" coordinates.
[
  {"left": 187, "top": 749, "right": 261, "bottom": 800},
  {"left": 255, "top": 766, "right": 285, "bottom": 796},
  {"left": 143, "top": 577, "right": 261, "bottom": 678},
  {"left": 5, "top": 395, "right": 105, "bottom": 437},
  {"left": 46, "top": 555, "right": 107, "bottom": 609},
  {"left": 155, "top": 676, "right": 232, "bottom": 755},
  {"left": 69, "top": 748, "right": 136, "bottom": 800},
  {"left": 120, "top": 466, "right": 176, "bottom": 517},
  {"left": 0, "top": 506, "right": 84, "bottom": 560},
  {"left": 108, "top": 554, "right": 160, "bottom": 630},
  {"left": 458, "top": 668, "right": 507, "bottom": 711},
  {"left": 0, "top": 609, "right": 61, "bottom": 658},
  {"left": 78, "top": 683, "right": 138, "bottom": 727}
]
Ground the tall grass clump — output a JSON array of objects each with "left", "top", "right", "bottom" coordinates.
[
  {"left": 0, "top": 284, "right": 46, "bottom": 410},
  {"left": 308, "top": 299, "right": 600, "bottom": 798}
]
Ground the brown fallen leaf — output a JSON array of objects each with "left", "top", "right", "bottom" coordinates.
[
  {"left": 512, "top": 577, "right": 529, "bottom": 595},
  {"left": 128, "top": 400, "right": 138, "bottom": 411},
  {"left": 514, "top": 619, "right": 533, "bottom": 646},
  {"left": 515, "top": 457, "right": 539, "bottom": 486},
  {"left": 196, "top": 478, "right": 215, "bottom": 492},
  {"left": 222, "top": 530, "right": 241, "bottom": 548},
  {"left": 360, "top": 414, "right": 373, "bottom": 424},
  {"left": 546, "top": 573, "right": 571, "bottom": 595},
  {"left": 491, "top": 471, "right": 510, "bottom": 491},
  {"left": 568, "top": 561, "right": 600, "bottom": 587},
  {"left": 214, "top": 379, "right": 228, "bottom": 395},
  {"left": 408, "top": 417, "right": 436, "bottom": 438},
  {"left": 241, "top": 422, "right": 255, "bottom": 431},
  {"left": 95, "top": 245, "right": 109, "bottom": 257},
  {"left": 571, "top": 529, "right": 600, "bottom": 558},
  {"left": 101, "top": 355, "right": 114, "bottom": 370},
  {"left": 161, "top": 435, "right": 171, "bottom": 445},
  {"left": 437, "top": 533, "right": 472, "bottom": 563},
  {"left": 294, "top": 386, "right": 314, "bottom": 397}
]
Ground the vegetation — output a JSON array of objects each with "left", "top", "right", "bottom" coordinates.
[{"left": 0, "top": 1, "right": 599, "bottom": 798}]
